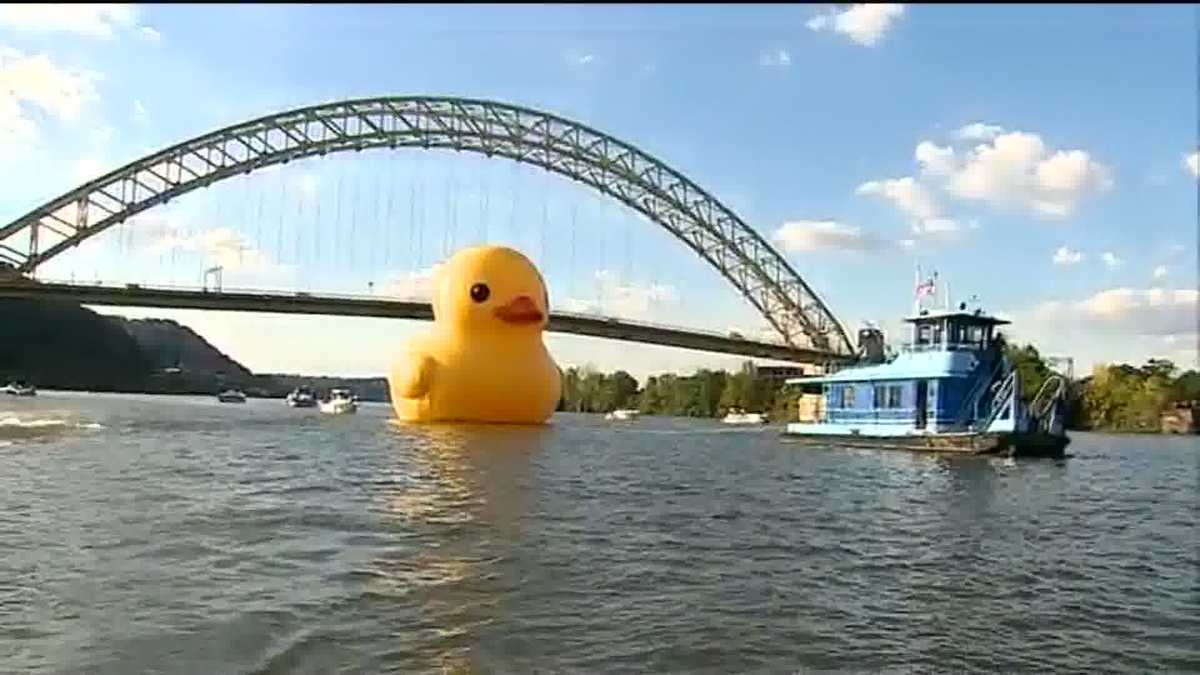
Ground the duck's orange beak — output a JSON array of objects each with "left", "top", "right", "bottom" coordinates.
[{"left": 493, "top": 295, "right": 544, "bottom": 325}]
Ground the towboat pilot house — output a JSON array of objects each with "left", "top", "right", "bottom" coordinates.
[{"left": 787, "top": 303, "right": 1071, "bottom": 453}]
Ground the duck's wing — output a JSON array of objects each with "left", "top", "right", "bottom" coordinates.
[{"left": 389, "top": 350, "right": 436, "bottom": 399}]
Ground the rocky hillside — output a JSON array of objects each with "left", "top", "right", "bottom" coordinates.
[
  {"left": 122, "top": 318, "right": 253, "bottom": 380},
  {"left": 1, "top": 298, "right": 152, "bottom": 391},
  {"left": 1, "top": 297, "right": 390, "bottom": 399}
]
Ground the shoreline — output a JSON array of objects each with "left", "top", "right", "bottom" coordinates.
[{"left": 9, "top": 389, "right": 1191, "bottom": 435}]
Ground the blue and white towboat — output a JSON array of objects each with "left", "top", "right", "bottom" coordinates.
[{"left": 784, "top": 300, "right": 1069, "bottom": 458}]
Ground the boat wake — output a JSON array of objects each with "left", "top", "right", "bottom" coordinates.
[{"left": 0, "top": 414, "right": 106, "bottom": 440}]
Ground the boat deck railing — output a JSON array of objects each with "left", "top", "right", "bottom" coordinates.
[
  {"left": 798, "top": 407, "right": 919, "bottom": 425},
  {"left": 901, "top": 341, "right": 987, "bottom": 353}
]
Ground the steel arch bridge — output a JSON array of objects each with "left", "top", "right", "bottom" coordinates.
[{"left": 0, "top": 95, "right": 854, "bottom": 356}]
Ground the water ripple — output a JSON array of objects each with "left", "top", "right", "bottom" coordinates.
[{"left": 0, "top": 393, "right": 1197, "bottom": 672}]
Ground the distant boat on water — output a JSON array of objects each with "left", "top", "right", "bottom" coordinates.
[
  {"left": 605, "top": 409, "right": 640, "bottom": 421},
  {"left": 217, "top": 389, "right": 247, "bottom": 403},
  {"left": 319, "top": 388, "right": 357, "bottom": 415},
  {"left": 285, "top": 387, "right": 317, "bottom": 408},
  {"left": 722, "top": 409, "right": 768, "bottom": 425}
]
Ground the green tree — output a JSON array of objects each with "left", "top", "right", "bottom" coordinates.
[
  {"left": 560, "top": 366, "right": 582, "bottom": 412},
  {"left": 607, "top": 370, "right": 639, "bottom": 411},
  {"left": 1006, "top": 343, "right": 1052, "bottom": 405},
  {"left": 639, "top": 376, "right": 664, "bottom": 414}
]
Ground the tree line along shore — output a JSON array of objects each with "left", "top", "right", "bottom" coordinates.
[{"left": 4, "top": 298, "right": 1195, "bottom": 432}]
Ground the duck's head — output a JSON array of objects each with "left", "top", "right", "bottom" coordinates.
[{"left": 432, "top": 246, "right": 549, "bottom": 334}]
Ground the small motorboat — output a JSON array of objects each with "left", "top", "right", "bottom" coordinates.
[
  {"left": 605, "top": 409, "right": 640, "bottom": 421},
  {"left": 217, "top": 389, "right": 247, "bottom": 403},
  {"left": 3, "top": 381, "right": 37, "bottom": 397},
  {"left": 723, "top": 409, "right": 768, "bottom": 425},
  {"left": 285, "top": 387, "right": 318, "bottom": 408},
  {"left": 319, "top": 388, "right": 358, "bottom": 415}
]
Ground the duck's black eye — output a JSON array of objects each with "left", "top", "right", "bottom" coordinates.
[{"left": 470, "top": 283, "right": 490, "bottom": 303}]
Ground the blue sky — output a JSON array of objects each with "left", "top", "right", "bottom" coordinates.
[{"left": 1, "top": 4, "right": 1196, "bottom": 379}]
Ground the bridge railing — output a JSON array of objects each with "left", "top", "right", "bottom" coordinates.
[{"left": 24, "top": 277, "right": 792, "bottom": 348}]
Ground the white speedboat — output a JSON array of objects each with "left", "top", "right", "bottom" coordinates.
[
  {"left": 320, "top": 389, "right": 358, "bottom": 415},
  {"left": 722, "top": 409, "right": 768, "bottom": 425},
  {"left": 605, "top": 409, "right": 640, "bottom": 421},
  {"left": 2, "top": 381, "right": 36, "bottom": 397},
  {"left": 286, "top": 387, "right": 317, "bottom": 408},
  {"left": 217, "top": 389, "right": 247, "bottom": 403}
]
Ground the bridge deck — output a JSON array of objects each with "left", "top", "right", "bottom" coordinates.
[{"left": 0, "top": 281, "right": 849, "bottom": 365}]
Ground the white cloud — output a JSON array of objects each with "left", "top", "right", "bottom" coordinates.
[
  {"left": 945, "top": 131, "right": 1113, "bottom": 217},
  {"left": 855, "top": 176, "right": 959, "bottom": 236},
  {"left": 138, "top": 26, "right": 161, "bottom": 43},
  {"left": 874, "top": 127, "right": 1113, "bottom": 223},
  {"left": 955, "top": 122, "right": 1005, "bottom": 141},
  {"left": 806, "top": 4, "right": 905, "bottom": 47},
  {"left": 1006, "top": 290, "right": 1199, "bottom": 371},
  {"left": 772, "top": 219, "right": 884, "bottom": 252},
  {"left": 565, "top": 51, "right": 595, "bottom": 66},
  {"left": 130, "top": 211, "right": 284, "bottom": 276},
  {"left": 559, "top": 270, "right": 680, "bottom": 321},
  {"left": 1101, "top": 251, "right": 1123, "bottom": 270},
  {"left": 71, "top": 156, "right": 109, "bottom": 183},
  {"left": 759, "top": 48, "right": 792, "bottom": 68},
  {"left": 1152, "top": 265, "right": 1168, "bottom": 280},
  {"left": 1186, "top": 151, "right": 1198, "bottom": 178},
  {"left": 1072, "top": 288, "right": 1197, "bottom": 336},
  {"left": 0, "top": 4, "right": 140, "bottom": 39},
  {"left": 1052, "top": 246, "right": 1083, "bottom": 266},
  {"left": 132, "top": 99, "right": 148, "bottom": 125},
  {"left": 0, "top": 46, "right": 101, "bottom": 144},
  {"left": 915, "top": 141, "right": 956, "bottom": 176}
]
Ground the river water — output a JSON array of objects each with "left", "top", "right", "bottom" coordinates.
[{"left": 1, "top": 391, "right": 1196, "bottom": 673}]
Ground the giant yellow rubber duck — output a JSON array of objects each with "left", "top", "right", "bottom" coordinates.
[{"left": 388, "top": 245, "right": 562, "bottom": 424}]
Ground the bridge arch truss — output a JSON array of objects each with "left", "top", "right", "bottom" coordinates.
[{"left": 0, "top": 96, "right": 854, "bottom": 356}]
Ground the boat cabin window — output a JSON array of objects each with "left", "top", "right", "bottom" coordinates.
[
  {"left": 917, "top": 324, "right": 932, "bottom": 345},
  {"left": 874, "top": 384, "right": 903, "bottom": 409},
  {"left": 796, "top": 382, "right": 823, "bottom": 396},
  {"left": 835, "top": 385, "right": 856, "bottom": 408}
]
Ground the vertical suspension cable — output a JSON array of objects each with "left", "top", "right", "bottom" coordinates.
[
  {"left": 350, "top": 164, "right": 359, "bottom": 269},
  {"left": 295, "top": 184, "right": 305, "bottom": 279},
  {"left": 541, "top": 198, "right": 548, "bottom": 272},
  {"left": 372, "top": 157, "right": 383, "bottom": 275},
  {"left": 442, "top": 175, "right": 451, "bottom": 257},
  {"left": 417, "top": 174, "right": 425, "bottom": 268},
  {"left": 508, "top": 166, "right": 519, "bottom": 253},
  {"left": 254, "top": 174, "right": 265, "bottom": 263},
  {"left": 275, "top": 168, "right": 285, "bottom": 271},
  {"left": 450, "top": 174, "right": 459, "bottom": 254},
  {"left": 385, "top": 154, "right": 396, "bottom": 270},
  {"left": 333, "top": 168, "right": 343, "bottom": 270},
  {"left": 570, "top": 203, "right": 578, "bottom": 304},
  {"left": 408, "top": 180, "right": 416, "bottom": 270},
  {"left": 624, "top": 212, "right": 633, "bottom": 282},
  {"left": 476, "top": 162, "right": 484, "bottom": 244},
  {"left": 312, "top": 179, "right": 321, "bottom": 283},
  {"left": 480, "top": 166, "right": 489, "bottom": 244}
]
